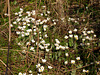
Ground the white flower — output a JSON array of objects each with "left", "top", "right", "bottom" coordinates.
[
  {"left": 71, "top": 60, "right": 75, "bottom": 64},
  {"left": 10, "top": 24, "right": 13, "bottom": 27},
  {"left": 13, "top": 21, "right": 17, "bottom": 24},
  {"left": 39, "top": 45, "right": 44, "bottom": 49},
  {"left": 34, "top": 29, "right": 36, "bottom": 32},
  {"left": 84, "top": 28, "right": 87, "bottom": 30},
  {"left": 34, "top": 32, "right": 37, "bottom": 35},
  {"left": 19, "top": 14, "right": 22, "bottom": 17},
  {"left": 40, "top": 46, "right": 44, "bottom": 49},
  {"left": 55, "top": 39, "right": 60, "bottom": 44},
  {"left": 61, "top": 46, "right": 65, "bottom": 50},
  {"left": 73, "top": 28, "right": 77, "bottom": 32},
  {"left": 70, "top": 18, "right": 75, "bottom": 21},
  {"left": 20, "top": 8, "right": 23, "bottom": 11},
  {"left": 27, "top": 29, "right": 32, "bottom": 33},
  {"left": 26, "top": 11, "right": 31, "bottom": 14},
  {"left": 78, "top": 18, "right": 79, "bottom": 20},
  {"left": 87, "top": 31, "right": 91, "bottom": 34},
  {"left": 83, "top": 33, "right": 87, "bottom": 36},
  {"left": 39, "top": 32, "right": 41, "bottom": 34},
  {"left": 89, "top": 37, "right": 92, "bottom": 40},
  {"left": 47, "top": 11, "right": 50, "bottom": 14},
  {"left": 23, "top": 73, "right": 26, "bottom": 75},
  {"left": 87, "top": 43, "right": 90, "bottom": 46},
  {"left": 91, "top": 30, "right": 94, "bottom": 33},
  {"left": 40, "top": 40, "right": 45, "bottom": 44},
  {"left": 36, "top": 63, "right": 41, "bottom": 68},
  {"left": 59, "top": 45, "right": 62, "bottom": 49},
  {"left": 69, "top": 34, "right": 73, "bottom": 38},
  {"left": 21, "top": 31, "right": 25, "bottom": 34},
  {"left": 18, "top": 26, "right": 22, "bottom": 29},
  {"left": 45, "top": 34, "right": 48, "bottom": 38},
  {"left": 74, "top": 35, "right": 78, "bottom": 40},
  {"left": 39, "top": 37, "right": 42, "bottom": 39},
  {"left": 64, "top": 35, "right": 68, "bottom": 39},
  {"left": 64, "top": 61, "right": 68, "bottom": 65},
  {"left": 86, "top": 36, "right": 89, "bottom": 39},
  {"left": 43, "top": 25, "right": 48, "bottom": 29},
  {"left": 44, "top": 45, "right": 48, "bottom": 49},
  {"left": 23, "top": 22, "right": 26, "bottom": 25},
  {"left": 21, "top": 34, "right": 25, "bottom": 37},
  {"left": 18, "top": 72, "right": 23, "bottom": 75},
  {"left": 83, "top": 31, "right": 86, "bottom": 33},
  {"left": 26, "top": 19, "right": 30, "bottom": 23},
  {"left": 25, "top": 33, "right": 29, "bottom": 36},
  {"left": 45, "top": 14, "right": 47, "bottom": 16},
  {"left": 83, "top": 69, "right": 86, "bottom": 72},
  {"left": 23, "top": 26, "right": 26, "bottom": 28},
  {"left": 29, "top": 70, "right": 32, "bottom": 73},
  {"left": 31, "top": 39, "right": 35, "bottom": 43},
  {"left": 86, "top": 70, "right": 89, "bottom": 73},
  {"left": 16, "top": 31, "right": 20, "bottom": 35},
  {"left": 38, "top": 66, "right": 44, "bottom": 72},
  {"left": 18, "top": 42, "right": 21, "bottom": 45},
  {"left": 82, "top": 39, "right": 85, "bottom": 42},
  {"left": 16, "top": 18, "right": 21, "bottom": 22},
  {"left": 48, "top": 66, "right": 53, "bottom": 69},
  {"left": 65, "top": 53, "right": 69, "bottom": 57},
  {"left": 65, "top": 46, "right": 69, "bottom": 49},
  {"left": 36, "top": 22, "right": 39, "bottom": 25},
  {"left": 32, "top": 10, "right": 36, "bottom": 15},
  {"left": 54, "top": 43, "right": 59, "bottom": 47},
  {"left": 40, "top": 21, "right": 44, "bottom": 24},
  {"left": 96, "top": 61, "right": 100, "bottom": 64},
  {"left": 54, "top": 22, "right": 56, "bottom": 25},
  {"left": 83, "top": 19, "right": 85, "bottom": 21},
  {"left": 76, "top": 57, "right": 80, "bottom": 60},
  {"left": 22, "top": 50, "right": 26, "bottom": 54},
  {"left": 15, "top": 12, "right": 18, "bottom": 15},
  {"left": 47, "top": 17, "right": 50, "bottom": 21},
  {"left": 44, "top": 28, "right": 46, "bottom": 31},
  {"left": 21, "top": 28, "right": 25, "bottom": 30},
  {"left": 42, "top": 59, "right": 46, "bottom": 63},
  {"left": 31, "top": 18, "right": 35, "bottom": 22},
  {"left": 47, "top": 43, "right": 50, "bottom": 46},
  {"left": 41, "top": 13, "right": 43, "bottom": 16},
  {"left": 86, "top": 7, "right": 88, "bottom": 9},
  {"left": 46, "top": 49, "right": 50, "bottom": 52},
  {"left": 18, "top": 11, "right": 22, "bottom": 14},
  {"left": 27, "top": 24, "right": 30, "bottom": 26},
  {"left": 56, "top": 46, "right": 59, "bottom": 50},
  {"left": 69, "top": 30, "right": 72, "bottom": 34},
  {"left": 26, "top": 42, "right": 30, "bottom": 45},
  {"left": 94, "top": 34, "right": 96, "bottom": 37},
  {"left": 37, "top": 19, "right": 41, "bottom": 23},
  {"left": 4, "top": 13, "right": 8, "bottom": 16},
  {"left": 42, "top": 6, "right": 46, "bottom": 8},
  {"left": 43, "top": 19, "right": 47, "bottom": 23},
  {"left": 75, "top": 21, "right": 78, "bottom": 23},
  {"left": 30, "top": 47, "right": 34, "bottom": 51}
]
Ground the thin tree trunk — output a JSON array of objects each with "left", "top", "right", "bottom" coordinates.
[{"left": 5, "top": 0, "right": 11, "bottom": 75}]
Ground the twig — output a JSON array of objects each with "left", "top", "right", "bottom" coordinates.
[
  {"left": 0, "top": 59, "right": 13, "bottom": 75},
  {"left": 63, "top": 63, "right": 94, "bottom": 73},
  {"left": 5, "top": 0, "right": 11, "bottom": 75}
]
